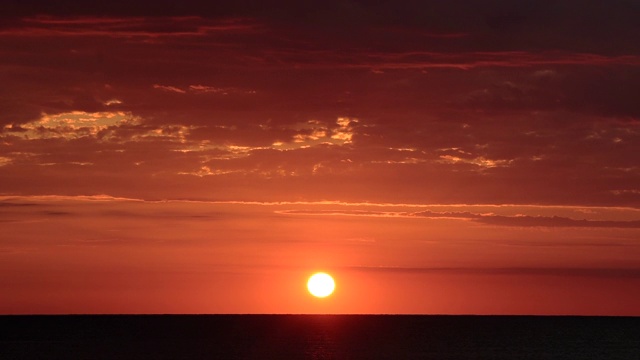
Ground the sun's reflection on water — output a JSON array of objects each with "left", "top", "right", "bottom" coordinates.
[{"left": 305, "top": 328, "right": 338, "bottom": 359}]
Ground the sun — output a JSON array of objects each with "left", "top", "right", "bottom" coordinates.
[{"left": 307, "top": 272, "right": 335, "bottom": 298}]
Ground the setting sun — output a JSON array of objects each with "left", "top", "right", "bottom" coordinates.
[{"left": 307, "top": 273, "right": 335, "bottom": 298}]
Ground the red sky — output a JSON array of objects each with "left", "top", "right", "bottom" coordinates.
[{"left": 1, "top": 0, "right": 639, "bottom": 315}]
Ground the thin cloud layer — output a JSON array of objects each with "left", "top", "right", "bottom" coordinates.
[
  {"left": 0, "top": 16, "right": 257, "bottom": 38},
  {"left": 348, "top": 265, "right": 640, "bottom": 279},
  {"left": 279, "top": 209, "right": 640, "bottom": 228}
]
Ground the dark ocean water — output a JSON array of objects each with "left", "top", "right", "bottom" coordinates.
[{"left": 1, "top": 315, "right": 639, "bottom": 359}]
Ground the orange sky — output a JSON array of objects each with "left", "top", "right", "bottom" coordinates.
[
  {"left": 1, "top": 196, "right": 639, "bottom": 315},
  {"left": 1, "top": 1, "right": 639, "bottom": 315}
]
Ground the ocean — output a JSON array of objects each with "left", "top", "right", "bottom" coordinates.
[{"left": 1, "top": 315, "right": 638, "bottom": 359}]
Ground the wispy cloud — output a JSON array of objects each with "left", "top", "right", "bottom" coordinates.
[
  {"left": 255, "top": 50, "right": 640, "bottom": 71},
  {"left": 278, "top": 208, "right": 640, "bottom": 228},
  {"left": 153, "top": 84, "right": 256, "bottom": 95},
  {"left": 0, "top": 194, "right": 142, "bottom": 203},
  {"left": 348, "top": 265, "right": 640, "bottom": 278},
  {"left": 152, "top": 84, "right": 186, "bottom": 94},
  {"left": 0, "top": 16, "right": 258, "bottom": 38},
  {"left": 474, "top": 215, "right": 640, "bottom": 228}
]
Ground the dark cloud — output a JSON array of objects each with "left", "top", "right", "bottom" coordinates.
[
  {"left": 459, "top": 67, "right": 640, "bottom": 118},
  {"left": 475, "top": 215, "right": 640, "bottom": 228},
  {"left": 2, "top": 0, "right": 245, "bottom": 18},
  {"left": 0, "top": 201, "right": 39, "bottom": 207}
]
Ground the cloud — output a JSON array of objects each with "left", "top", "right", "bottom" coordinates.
[
  {"left": 276, "top": 209, "right": 404, "bottom": 218},
  {"left": 475, "top": 215, "right": 640, "bottom": 228},
  {"left": 1, "top": 110, "right": 199, "bottom": 144},
  {"left": 153, "top": 85, "right": 186, "bottom": 94},
  {"left": 346, "top": 52, "right": 640, "bottom": 71},
  {"left": 0, "top": 194, "right": 141, "bottom": 203},
  {"left": 153, "top": 84, "right": 256, "bottom": 96},
  {"left": 411, "top": 210, "right": 640, "bottom": 228},
  {"left": 459, "top": 67, "right": 640, "bottom": 118},
  {"left": 278, "top": 208, "right": 640, "bottom": 228},
  {"left": 188, "top": 85, "right": 256, "bottom": 95},
  {"left": 0, "top": 16, "right": 257, "bottom": 38},
  {"left": 438, "top": 154, "right": 513, "bottom": 169},
  {"left": 348, "top": 265, "right": 640, "bottom": 279},
  {"left": 0, "top": 3, "right": 638, "bottom": 206}
]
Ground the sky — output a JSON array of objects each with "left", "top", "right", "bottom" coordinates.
[{"left": 1, "top": 0, "right": 639, "bottom": 315}]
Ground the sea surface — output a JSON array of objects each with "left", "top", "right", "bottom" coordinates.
[{"left": 1, "top": 315, "right": 639, "bottom": 359}]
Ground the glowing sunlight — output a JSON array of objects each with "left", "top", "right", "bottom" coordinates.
[{"left": 307, "top": 272, "right": 335, "bottom": 298}]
